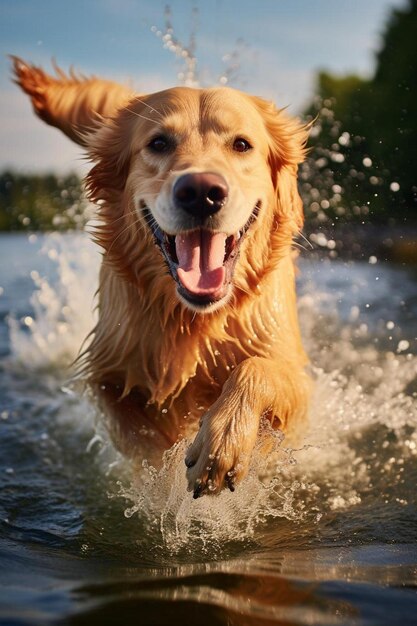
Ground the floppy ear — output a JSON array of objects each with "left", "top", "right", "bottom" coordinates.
[
  {"left": 252, "top": 96, "right": 310, "bottom": 232},
  {"left": 275, "top": 164, "right": 305, "bottom": 232},
  {"left": 84, "top": 106, "right": 153, "bottom": 284},
  {"left": 84, "top": 109, "right": 135, "bottom": 201},
  {"left": 11, "top": 56, "right": 133, "bottom": 146}
]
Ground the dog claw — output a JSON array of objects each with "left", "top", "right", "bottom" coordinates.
[
  {"left": 225, "top": 473, "right": 235, "bottom": 492},
  {"left": 193, "top": 483, "right": 204, "bottom": 499}
]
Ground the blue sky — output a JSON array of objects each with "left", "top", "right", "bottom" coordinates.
[{"left": 0, "top": 0, "right": 406, "bottom": 172}]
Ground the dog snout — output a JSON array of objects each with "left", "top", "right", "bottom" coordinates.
[{"left": 173, "top": 172, "right": 229, "bottom": 218}]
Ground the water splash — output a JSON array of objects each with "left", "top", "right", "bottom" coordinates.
[
  {"left": 119, "top": 427, "right": 307, "bottom": 556},
  {"left": 8, "top": 231, "right": 99, "bottom": 371},
  {"left": 115, "top": 262, "right": 417, "bottom": 555},
  {"left": 6, "top": 230, "right": 417, "bottom": 556},
  {"left": 151, "top": 5, "right": 199, "bottom": 87},
  {"left": 151, "top": 6, "right": 255, "bottom": 89},
  {"left": 115, "top": 345, "right": 416, "bottom": 555}
]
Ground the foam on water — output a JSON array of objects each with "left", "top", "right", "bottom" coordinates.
[
  {"left": 119, "top": 428, "right": 305, "bottom": 556},
  {"left": 9, "top": 232, "right": 99, "bottom": 371},
  {"left": 8, "top": 232, "right": 417, "bottom": 555}
]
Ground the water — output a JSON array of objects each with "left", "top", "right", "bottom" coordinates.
[{"left": 0, "top": 231, "right": 416, "bottom": 625}]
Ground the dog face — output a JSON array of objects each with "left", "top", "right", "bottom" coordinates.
[{"left": 87, "top": 86, "right": 307, "bottom": 312}]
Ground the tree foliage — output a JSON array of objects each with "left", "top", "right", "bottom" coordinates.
[{"left": 302, "top": 0, "right": 417, "bottom": 225}]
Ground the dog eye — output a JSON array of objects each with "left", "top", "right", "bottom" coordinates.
[
  {"left": 147, "top": 135, "right": 173, "bottom": 153},
  {"left": 233, "top": 137, "right": 252, "bottom": 153}
]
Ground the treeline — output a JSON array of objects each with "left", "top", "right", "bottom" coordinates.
[
  {"left": 301, "top": 0, "right": 417, "bottom": 226},
  {"left": 0, "top": 171, "right": 88, "bottom": 231}
]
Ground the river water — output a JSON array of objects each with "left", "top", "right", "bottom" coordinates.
[{"left": 0, "top": 231, "right": 416, "bottom": 625}]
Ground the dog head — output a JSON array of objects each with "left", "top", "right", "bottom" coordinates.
[{"left": 86, "top": 86, "right": 309, "bottom": 312}]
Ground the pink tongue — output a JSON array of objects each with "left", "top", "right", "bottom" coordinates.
[{"left": 176, "top": 230, "right": 227, "bottom": 295}]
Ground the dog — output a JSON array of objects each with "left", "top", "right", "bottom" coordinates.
[{"left": 12, "top": 57, "right": 311, "bottom": 498}]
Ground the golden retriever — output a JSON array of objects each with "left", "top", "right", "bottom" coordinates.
[{"left": 12, "top": 57, "right": 311, "bottom": 498}]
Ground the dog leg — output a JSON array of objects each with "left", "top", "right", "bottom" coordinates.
[{"left": 185, "top": 356, "right": 309, "bottom": 497}]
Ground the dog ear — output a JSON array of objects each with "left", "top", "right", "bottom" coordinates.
[
  {"left": 11, "top": 56, "right": 133, "bottom": 146},
  {"left": 84, "top": 110, "right": 135, "bottom": 200},
  {"left": 84, "top": 109, "right": 146, "bottom": 285},
  {"left": 275, "top": 164, "right": 305, "bottom": 231},
  {"left": 252, "top": 96, "right": 310, "bottom": 232}
]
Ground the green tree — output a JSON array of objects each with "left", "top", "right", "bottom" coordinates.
[{"left": 302, "top": 0, "right": 417, "bottom": 224}]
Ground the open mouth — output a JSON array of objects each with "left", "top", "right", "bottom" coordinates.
[{"left": 143, "top": 203, "right": 260, "bottom": 308}]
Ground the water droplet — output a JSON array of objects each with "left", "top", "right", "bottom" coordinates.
[{"left": 397, "top": 340, "right": 409, "bottom": 353}]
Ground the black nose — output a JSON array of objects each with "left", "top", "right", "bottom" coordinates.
[{"left": 173, "top": 172, "right": 229, "bottom": 218}]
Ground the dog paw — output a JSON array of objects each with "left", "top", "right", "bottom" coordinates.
[{"left": 184, "top": 409, "right": 259, "bottom": 498}]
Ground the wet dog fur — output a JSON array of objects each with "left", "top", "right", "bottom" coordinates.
[{"left": 12, "top": 57, "right": 311, "bottom": 497}]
